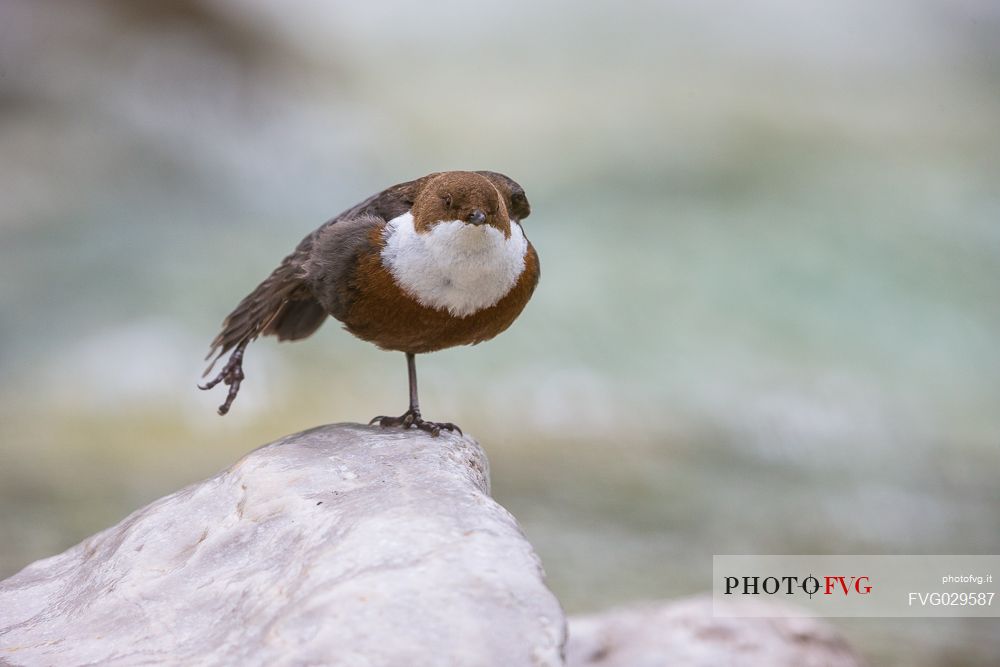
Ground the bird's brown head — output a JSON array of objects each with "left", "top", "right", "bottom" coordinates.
[{"left": 411, "top": 171, "right": 511, "bottom": 237}]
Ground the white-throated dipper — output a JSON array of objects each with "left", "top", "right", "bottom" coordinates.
[{"left": 201, "top": 171, "right": 539, "bottom": 435}]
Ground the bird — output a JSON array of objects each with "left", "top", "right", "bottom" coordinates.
[{"left": 200, "top": 170, "right": 540, "bottom": 436}]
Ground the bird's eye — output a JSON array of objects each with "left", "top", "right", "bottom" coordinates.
[{"left": 442, "top": 194, "right": 453, "bottom": 208}]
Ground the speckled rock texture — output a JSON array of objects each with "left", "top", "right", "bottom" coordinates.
[
  {"left": 0, "top": 424, "right": 566, "bottom": 667},
  {"left": 566, "top": 596, "right": 864, "bottom": 667}
]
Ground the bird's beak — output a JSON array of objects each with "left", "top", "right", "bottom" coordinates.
[{"left": 467, "top": 209, "right": 487, "bottom": 226}]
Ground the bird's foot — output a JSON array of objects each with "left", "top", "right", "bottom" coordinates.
[
  {"left": 369, "top": 409, "right": 462, "bottom": 437},
  {"left": 198, "top": 340, "right": 248, "bottom": 415}
]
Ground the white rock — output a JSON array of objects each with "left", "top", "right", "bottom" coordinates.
[
  {"left": 0, "top": 424, "right": 566, "bottom": 667},
  {"left": 566, "top": 596, "right": 864, "bottom": 667}
]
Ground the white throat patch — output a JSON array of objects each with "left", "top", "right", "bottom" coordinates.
[{"left": 381, "top": 212, "right": 528, "bottom": 317}]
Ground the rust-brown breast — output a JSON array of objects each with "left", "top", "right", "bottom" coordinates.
[{"left": 339, "top": 227, "right": 540, "bottom": 354}]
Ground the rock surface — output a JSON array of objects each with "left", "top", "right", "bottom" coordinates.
[
  {"left": 0, "top": 424, "right": 566, "bottom": 667},
  {"left": 566, "top": 596, "right": 864, "bottom": 667}
]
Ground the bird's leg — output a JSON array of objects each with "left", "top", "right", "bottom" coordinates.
[
  {"left": 369, "top": 352, "right": 462, "bottom": 437},
  {"left": 198, "top": 338, "right": 249, "bottom": 415}
]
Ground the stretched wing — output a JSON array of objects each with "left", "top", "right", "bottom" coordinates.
[
  {"left": 202, "top": 237, "right": 314, "bottom": 373},
  {"left": 203, "top": 177, "right": 428, "bottom": 370}
]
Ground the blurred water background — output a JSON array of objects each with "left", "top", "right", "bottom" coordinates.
[{"left": 1, "top": 1, "right": 999, "bottom": 664}]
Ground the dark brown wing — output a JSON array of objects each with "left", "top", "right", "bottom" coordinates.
[
  {"left": 202, "top": 236, "right": 315, "bottom": 373},
  {"left": 301, "top": 214, "right": 383, "bottom": 321},
  {"left": 204, "top": 177, "right": 430, "bottom": 365}
]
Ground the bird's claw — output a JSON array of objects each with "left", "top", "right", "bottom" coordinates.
[
  {"left": 369, "top": 410, "right": 462, "bottom": 437},
  {"left": 199, "top": 340, "right": 248, "bottom": 415}
]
